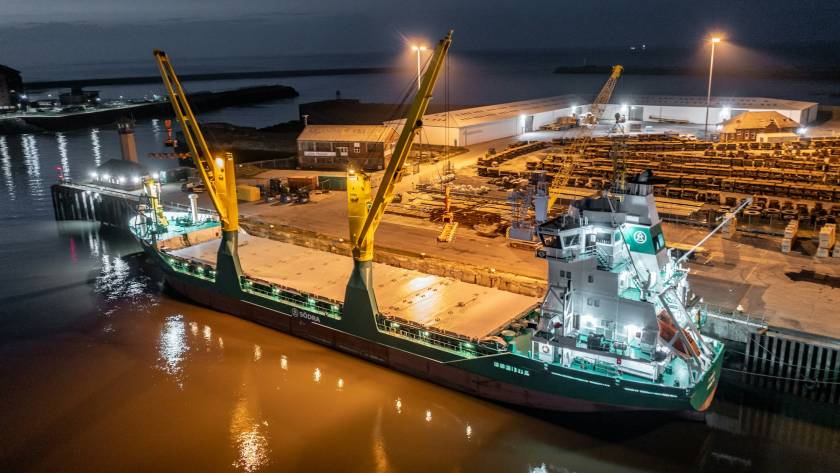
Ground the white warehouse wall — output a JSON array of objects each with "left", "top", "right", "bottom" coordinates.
[
  {"left": 462, "top": 118, "right": 518, "bottom": 146},
  {"left": 603, "top": 103, "right": 810, "bottom": 126},
  {"left": 388, "top": 100, "right": 814, "bottom": 147}
]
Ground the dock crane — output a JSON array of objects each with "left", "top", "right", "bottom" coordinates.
[
  {"left": 545, "top": 65, "right": 622, "bottom": 211},
  {"left": 344, "top": 31, "right": 452, "bottom": 336},
  {"left": 153, "top": 50, "right": 243, "bottom": 293}
]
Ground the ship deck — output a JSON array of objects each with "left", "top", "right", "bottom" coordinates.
[{"left": 169, "top": 232, "right": 540, "bottom": 340}]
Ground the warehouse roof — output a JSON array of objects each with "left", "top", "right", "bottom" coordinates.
[
  {"left": 613, "top": 95, "right": 817, "bottom": 111},
  {"left": 720, "top": 111, "right": 800, "bottom": 133},
  {"left": 386, "top": 95, "right": 582, "bottom": 129},
  {"left": 298, "top": 125, "right": 397, "bottom": 143}
]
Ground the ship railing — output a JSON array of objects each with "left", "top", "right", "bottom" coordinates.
[
  {"left": 376, "top": 314, "right": 503, "bottom": 358},
  {"left": 159, "top": 251, "right": 216, "bottom": 282},
  {"left": 700, "top": 303, "right": 768, "bottom": 329},
  {"left": 240, "top": 275, "right": 342, "bottom": 320}
]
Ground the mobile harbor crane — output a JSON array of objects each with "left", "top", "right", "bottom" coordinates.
[
  {"left": 344, "top": 31, "right": 452, "bottom": 336},
  {"left": 153, "top": 49, "right": 243, "bottom": 293}
]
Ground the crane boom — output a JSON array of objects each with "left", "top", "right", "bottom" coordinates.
[
  {"left": 348, "top": 31, "right": 452, "bottom": 261},
  {"left": 546, "top": 65, "right": 622, "bottom": 210},
  {"left": 153, "top": 49, "right": 239, "bottom": 232}
]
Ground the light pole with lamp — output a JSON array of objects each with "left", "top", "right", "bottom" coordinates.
[
  {"left": 411, "top": 45, "right": 427, "bottom": 90},
  {"left": 704, "top": 36, "right": 722, "bottom": 140}
]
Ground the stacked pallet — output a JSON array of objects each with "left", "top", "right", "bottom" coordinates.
[
  {"left": 722, "top": 212, "right": 737, "bottom": 240},
  {"left": 781, "top": 220, "right": 799, "bottom": 253},
  {"left": 817, "top": 224, "right": 836, "bottom": 258}
]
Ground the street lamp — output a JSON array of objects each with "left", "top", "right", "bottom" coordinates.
[
  {"left": 704, "top": 36, "right": 723, "bottom": 140},
  {"left": 411, "top": 45, "right": 427, "bottom": 90}
]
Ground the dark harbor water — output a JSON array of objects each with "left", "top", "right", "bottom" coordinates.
[{"left": 2, "top": 58, "right": 840, "bottom": 472}]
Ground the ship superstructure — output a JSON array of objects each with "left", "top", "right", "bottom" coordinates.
[{"left": 533, "top": 170, "right": 719, "bottom": 395}]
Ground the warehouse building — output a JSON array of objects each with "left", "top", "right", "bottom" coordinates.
[
  {"left": 385, "top": 95, "right": 582, "bottom": 147},
  {"left": 297, "top": 125, "right": 397, "bottom": 171},
  {"left": 385, "top": 94, "right": 817, "bottom": 146},
  {"left": 604, "top": 95, "right": 817, "bottom": 128},
  {"left": 0, "top": 64, "right": 23, "bottom": 111}
]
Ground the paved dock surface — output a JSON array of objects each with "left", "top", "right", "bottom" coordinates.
[{"left": 172, "top": 233, "right": 540, "bottom": 340}]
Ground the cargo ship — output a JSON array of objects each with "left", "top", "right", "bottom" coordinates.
[{"left": 129, "top": 36, "right": 723, "bottom": 413}]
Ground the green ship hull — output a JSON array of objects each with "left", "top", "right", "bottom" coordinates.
[{"left": 140, "top": 237, "right": 723, "bottom": 413}]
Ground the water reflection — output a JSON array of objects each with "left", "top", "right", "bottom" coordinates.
[
  {"left": 189, "top": 321, "right": 199, "bottom": 337},
  {"left": 0, "top": 136, "right": 14, "bottom": 199},
  {"left": 280, "top": 355, "right": 288, "bottom": 371},
  {"left": 253, "top": 344, "right": 262, "bottom": 362},
  {"left": 230, "top": 395, "right": 270, "bottom": 472},
  {"left": 93, "top": 253, "right": 155, "bottom": 318},
  {"left": 313, "top": 367, "right": 321, "bottom": 383},
  {"left": 21, "top": 134, "right": 43, "bottom": 196},
  {"left": 372, "top": 407, "right": 391, "bottom": 473},
  {"left": 156, "top": 314, "right": 188, "bottom": 387},
  {"left": 56, "top": 132, "right": 70, "bottom": 178},
  {"left": 90, "top": 128, "right": 102, "bottom": 166}
]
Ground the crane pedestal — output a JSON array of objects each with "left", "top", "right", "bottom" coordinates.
[
  {"left": 215, "top": 230, "right": 243, "bottom": 296},
  {"left": 342, "top": 260, "right": 383, "bottom": 339}
]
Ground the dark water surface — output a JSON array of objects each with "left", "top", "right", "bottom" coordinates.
[{"left": 2, "top": 65, "right": 840, "bottom": 472}]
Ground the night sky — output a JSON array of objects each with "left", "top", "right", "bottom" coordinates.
[{"left": 1, "top": 0, "right": 838, "bottom": 68}]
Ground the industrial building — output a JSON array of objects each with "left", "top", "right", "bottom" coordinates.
[
  {"left": 297, "top": 124, "right": 397, "bottom": 171},
  {"left": 385, "top": 95, "right": 818, "bottom": 146},
  {"left": 605, "top": 95, "right": 817, "bottom": 128},
  {"left": 0, "top": 64, "right": 23, "bottom": 111},
  {"left": 385, "top": 95, "right": 582, "bottom": 147},
  {"left": 718, "top": 110, "right": 800, "bottom": 142}
]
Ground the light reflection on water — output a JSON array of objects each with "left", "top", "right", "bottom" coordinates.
[
  {"left": 21, "top": 134, "right": 43, "bottom": 196},
  {"left": 56, "top": 132, "right": 70, "bottom": 178},
  {"left": 230, "top": 395, "right": 271, "bottom": 473},
  {"left": 0, "top": 136, "right": 14, "bottom": 199},
  {"left": 89, "top": 128, "right": 102, "bottom": 167},
  {"left": 157, "top": 314, "right": 188, "bottom": 385}
]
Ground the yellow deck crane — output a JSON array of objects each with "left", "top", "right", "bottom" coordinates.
[
  {"left": 153, "top": 50, "right": 243, "bottom": 293},
  {"left": 142, "top": 176, "right": 169, "bottom": 229},
  {"left": 344, "top": 31, "right": 452, "bottom": 335},
  {"left": 546, "top": 65, "right": 622, "bottom": 210}
]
